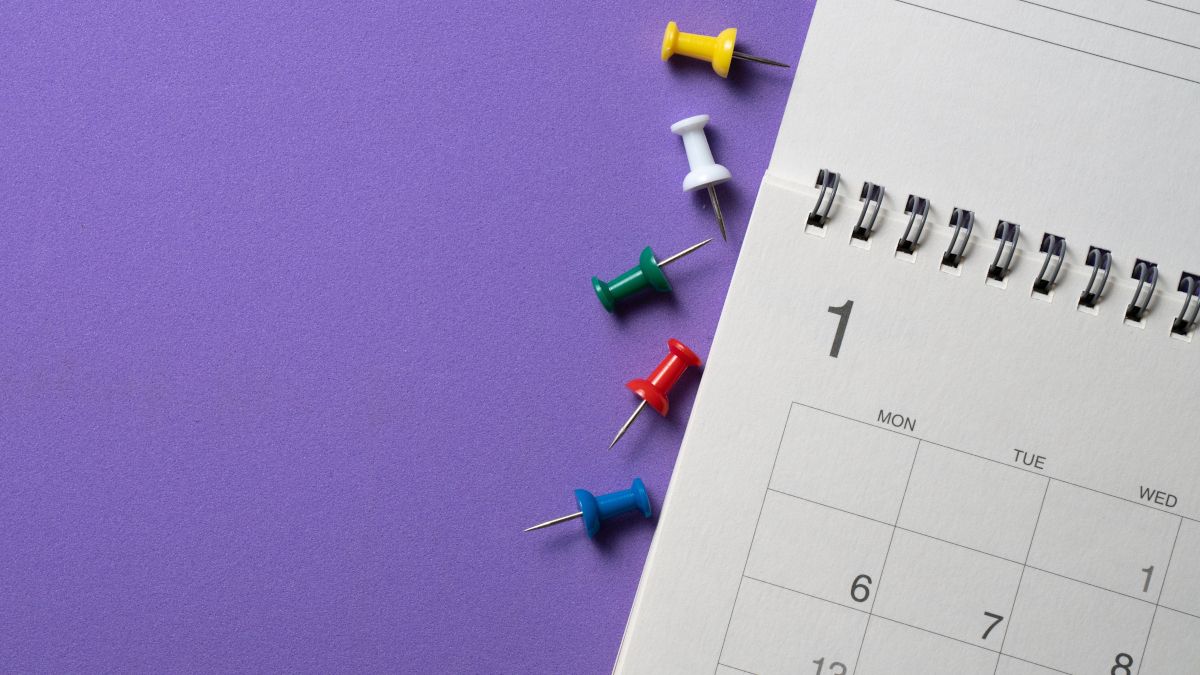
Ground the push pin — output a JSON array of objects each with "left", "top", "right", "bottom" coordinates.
[
  {"left": 524, "top": 478, "right": 653, "bottom": 538},
  {"left": 610, "top": 339, "right": 703, "bottom": 449},
  {"left": 672, "top": 115, "right": 731, "bottom": 240},
  {"left": 661, "top": 21, "right": 790, "bottom": 78},
  {"left": 592, "top": 239, "right": 712, "bottom": 312}
]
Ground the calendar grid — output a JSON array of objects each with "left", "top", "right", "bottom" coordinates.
[
  {"left": 767, "top": 483, "right": 1200, "bottom": 616},
  {"left": 769, "top": 488, "right": 1024, "bottom": 566},
  {"left": 716, "top": 402, "right": 1196, "bottom": 675},
  {"left": 723, "top": 575, "right": 1073, "bottom": 675},
  {"left": 713, "top": 403, "right": 796, "bottom": 675},
  {"left": 991, "top": 479, "right": 1050, "bottom": 675},
  {"left": 850, "top": 441, "right": 920, "bottom": 675},
  {"left": 1135, "top": 520, "right": 1183, "bottom": 675},
  {"left": 799, "top": 403, "right": 1200, "bottom": 527}
]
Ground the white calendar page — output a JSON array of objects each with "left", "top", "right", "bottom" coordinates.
[
  {"left": 616, "top": 0, "right": 1200, "bottom": 672},
  {"left": 616, "top": 177, "right": 1200, "bottom": 674},
  {"left": 619, "top": 0, "right": 1200, "bottom": 667}
]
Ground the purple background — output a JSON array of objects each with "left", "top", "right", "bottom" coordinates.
[{"left": 1, "top": 2, "right": 813, "bottom": 672}]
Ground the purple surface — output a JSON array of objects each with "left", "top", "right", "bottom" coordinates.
[{"left": 1, "top": 2, "right": 813, "bottom": 672}]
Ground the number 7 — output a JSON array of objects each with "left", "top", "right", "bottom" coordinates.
[{"left": 982, "top": 611, "right": 1004, "bottom": 639}]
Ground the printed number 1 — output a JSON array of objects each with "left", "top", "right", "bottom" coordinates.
[{"left": 827, "top": 301, "right": 854, "bottom": 358}]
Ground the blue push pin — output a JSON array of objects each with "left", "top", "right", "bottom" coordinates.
[{"left": 524, "top": 478, "right": 653, "bottom": 538}]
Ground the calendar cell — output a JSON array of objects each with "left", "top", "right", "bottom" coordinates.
[
  {"left": 771, "top": 405, "right": 919, "bottom": 524},
  {"left": 721, "top": 577, "right": 868, "bottom": 675},
  {"left": 1001, "top": 567, "right": 1154, "bottom": 674},
  {"left": 746, "top": 491, "right": 893, "bottom": 610},
  {"left": 992, "top": 655, "right": 1062, "bottom": 675},
  {"left": 1158, "top": 518, "right": 1200, "bottom": 617},
  {"left": 870, "top": 529, "right": 1024, "bottom": 648},
  {"left": 897, "top": 442, "right": 1047, "bottom": 562},
  {"left": 855, "top": 618, "right": 997, "bottom": 675},
  {"left": 1026, "top": 482, "right": 1179, "bottom": 599},
  {"left": 1139, "top": 607, "right": 1200, "bottom": 675}
]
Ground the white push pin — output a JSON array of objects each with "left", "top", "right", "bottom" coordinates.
[{"left": 671, "top": 114, "right": 731, "bottom": 240}]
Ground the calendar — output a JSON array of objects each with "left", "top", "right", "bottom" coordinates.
[
  {"left": 615, "top": 1, "right": 1200, "bottom": 671},
  {"left": 616, "top": 173, "right": 1200, "bottom": 672}
]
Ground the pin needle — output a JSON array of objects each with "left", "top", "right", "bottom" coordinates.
[
  {"left": 731, "top": 51, "right": 790, "bottom": 68},
  {"left": 707, "top": 185, "right": 726, "bottom": 241},
  {"left": 659, "top": 238, "right": 711, "bottom": 266},
  {"left": 609, "top": 400, "right": 648, "bottom": 449},
  {"left": 524, "top": 511, "right": 582, "bottom": 532}
]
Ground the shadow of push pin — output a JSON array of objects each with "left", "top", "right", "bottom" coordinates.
[
  {"left": 610, "top": 339, "right": 703, "bottom": 449},
  {"left": 672, "top": 115, "right": 731, "bottom": 240},
  {"left": 661, "top": 21, "right": 790, "bottom": 78},
  {"left": 592, "top": 239, "right": 712, "bottom": 312},
  {"left": 524, "top": 478, "right": 653, "bottom": 538}
]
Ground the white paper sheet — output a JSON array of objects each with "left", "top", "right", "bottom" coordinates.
[{"left": 616, "top": 1, "right": 1200, "bottom": 673}]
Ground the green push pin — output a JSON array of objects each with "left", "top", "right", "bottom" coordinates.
[{"left": 591, "top": 239, "right": 712, "bottom": 312}]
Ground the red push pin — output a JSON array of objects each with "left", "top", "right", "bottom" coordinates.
[{"left": 609, "top": 339, "right": 703, "bottom": 449}]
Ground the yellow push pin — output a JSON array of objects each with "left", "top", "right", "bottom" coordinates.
[{"left": 660, "top": 21, "right": 790, "bottom": 78}]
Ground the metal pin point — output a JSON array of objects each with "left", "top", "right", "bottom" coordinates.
[
  {"left": 731, "top": 51, "right": 790, "bottom": 68},
  {"left": 609, "top": 399, "right": 647, "bottom": 449},
  {"left": 524, "top": 511, "right": 583, "bottom": 532},
  {"left": 658, "top": 238, "right": 712, "bottom": 267},
  {"left": 706, "top": 186, "right": 726, "bottom": 241}
]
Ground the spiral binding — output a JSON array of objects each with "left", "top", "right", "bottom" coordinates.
[
  {"left": 988, "top": 221, "right": 1020, "bottom": 281},
  {"left": 1173, "top": 273, "right": 1200, "bottom": 336},
  {"left": 1079, "top": 247, "right": 1111, "bottom": 309},
  {"left": 897, "top": 195, "right": 929, "bottom": 255},
  {"left": 852, "top": 182, "right": 885, "bottom": 241},
  {"left": 1033, "top": 234, "right": 1067, "bottom": 295},
  {"left": 1125, "top": 260, "right": 1158, "bottom": 323},
  {"left": 941, "top": 208, "right": 974, "bottom": 269},
  {"left": 804, "top": 168, "right": 1199, "bottom": 339},
  {"left": 807, "top": 169, "right": 840, "bottom": 227}
]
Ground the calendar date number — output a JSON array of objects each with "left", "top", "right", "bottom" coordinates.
[
  {"left": 812, "top": 657, "right": 847, "bottom": 675},
  {"left": 826, "top": 301, "right": 853, "bottom": 358},
  {"left": 850, "top": 574, "right": 872, "bottom": 603},
  {"left": 981, "top": 611, "right": 1004, "bottom": 639}
]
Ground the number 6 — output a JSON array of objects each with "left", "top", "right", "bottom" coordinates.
[{"left": 850, "top": 574, "right": 872, "bottom": 602}]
